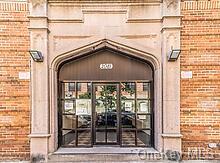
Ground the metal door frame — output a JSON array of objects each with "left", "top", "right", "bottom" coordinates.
[{"left": 58, "top": 80, "right": 154, "bottom": 148}]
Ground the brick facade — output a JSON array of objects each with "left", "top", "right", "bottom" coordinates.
[
  {"left": 0, "top": 0, "right": 219, "bottom": 161},
  {"left": 0, "top": 1, "right": 30, "bottom": 161},
  {"left": 181, "top": 0, "right": 220, "bottom": 160}
]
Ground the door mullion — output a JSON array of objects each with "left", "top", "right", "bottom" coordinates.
[
  {"left": 92, "top": 82, "right": 95, "bottom": 146},
  {"left": 105, "top": 86, "right": 107, "bottom": 144},
  {"left": 117, "top": 83, "right": 120, "bottom": 145}
]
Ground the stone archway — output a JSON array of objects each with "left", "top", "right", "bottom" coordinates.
[
  {"left": 57, "top": 46, "right": 155, "bottom": 148},
  {"left": 52, "top": 39, "right": 160, "bottom": 71},
  {"left": 48, "top": 39, "right": 162, "bottom": 153}
]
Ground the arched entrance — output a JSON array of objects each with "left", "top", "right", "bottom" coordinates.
[{"left": 57, "top": 47, "right": 154, "bottom": 148}]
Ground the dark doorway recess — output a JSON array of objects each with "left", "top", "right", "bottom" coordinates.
[{"left": 58, "top": 48, "right": 154, "bottom": 148}]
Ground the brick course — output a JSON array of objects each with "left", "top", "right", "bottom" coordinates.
[
  {"left": 181, "top": 0, "right": 220, "bottom": 160},
  {"left": 0, "top": 1, "right": 30, "bottom": 161}
]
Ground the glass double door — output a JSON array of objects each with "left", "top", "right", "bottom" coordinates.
[
  {"left": 60, "top": 81, "right": 153, "bottom": 147},
  {"left": 93, "top": 84, "right": 119, "bottom": 145}
]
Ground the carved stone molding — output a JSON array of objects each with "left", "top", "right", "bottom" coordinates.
[
  {"left": 127, "top": 18, "right": 161, "bottom": 23},
  {"left": 30, "top": 0, "right": 46, "bottom": 8},
  {"left": 33, "top": 33, "right": 45, "bottom": 49},
  {"left": 166, "top": 32, "right": 178, "bottom": 51},
  {"left": 119, "top": 34, "right": 157, "bottom": 39},
  {"left": 164, "top": 0, "right": 179, "bottom": 15},
  {"left": 166, "top": 0, "right": 178, "bottom": 9}
]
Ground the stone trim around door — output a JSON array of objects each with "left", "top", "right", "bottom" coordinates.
[{"left": 29, "top": 38, "right": 181, "bottom": 161}]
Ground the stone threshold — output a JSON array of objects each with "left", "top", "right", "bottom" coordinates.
[{"left": 54, "top": 147, "right": 158, "bottom": 154}]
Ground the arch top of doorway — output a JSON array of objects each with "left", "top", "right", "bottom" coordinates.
[{"left": 51, "top": 37, "right": 161, "bottom": 72}]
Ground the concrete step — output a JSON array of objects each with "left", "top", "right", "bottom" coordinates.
[
  {"left": 47, "top": 154, "right": 162, "bottom": 162},
  {"left": 47, "top": 147, "right": 163, "bottom": 162},
  {"left": 46, "top": 147, "right": 184, "bottom": 162},
  {"left": 47, "top": 154, "right": 220, "bottom": 163}
]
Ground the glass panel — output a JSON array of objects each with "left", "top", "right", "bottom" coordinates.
[
  {"left": 69, "top": 83, "right": 75, "bottom": 91},
  {"left": 122, "top": 130, "right": 135, "bottom": 146},
  {"left": 96, "top": 85, "right": 117, "bottom": 103},
  {"left": 121, "top": 82, "right": 135, "bottom": 99},
  {"left": 107, "top": 113, "right": 117, "bottom": 128},
  {"left": 137, "top": 130, "right": 151, "bottom": 146},
  {"left": 63, "top": 100, "right": 75, "bottom": 114},
  {"left": 77, "top": 83, "right": 91, "bottom": 99},
  {"left": 121, "top": 100, "right": 135, "bottom": 113},
  {"left": 62, "top": 115, "right": 76, "bottom": 129},
  {"left": 137, "top": 82, "right": 150, "bottom": 99},
  {"left": 64, "top": 83, "right": 76, "bottom": 99},
  {"left": 95, "top": 85, "right": 103, "bottom": 98},
  {"left": 77, "top": 83, "right": 82, "bottom": 91},
  {"left": 78, "top": 115, "right": 91, "bottom": 128},
  {"left": 121, "top": 114, "right": 135, "bottom": 128},
  {"left": 77, "top": 130, "right": 91, "bottom": 146},
  {"left": 87, "top": 83, "right": 92, "bottom": 92},
  {"left": 137, "top": 114, "right": 151, "bottom": 129},
  {"left": 96, "top": 99, "right": 105, "bottom": 129},
  {"left": 62, "top": 130, "right": 76, "bottom": 146},
  {"left": 107, "top": 129, "right": 117, "bottom": 143},
  {"left": 96, "top": 129, "right": 105, "bottom": 143},
  {"left": 137, "top": 100, "right": 150, "bottom": 113}
]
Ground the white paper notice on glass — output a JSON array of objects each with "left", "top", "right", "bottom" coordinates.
[
  {"left": 65, "top": 101, "right": 73, "bottom": 110},
  {"left": 125, "top": 101, "right": 132, "bottom": 111},
  {"left": 76, "top": 99, "right": 91, "bottom": 115},
  {"left": 140, "top": 102, "right": 148, "bottom": 112},
  {"left": 76, "top": 107, "right": 87, "bottom": 115}
]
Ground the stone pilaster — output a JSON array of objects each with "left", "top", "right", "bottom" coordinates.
[
  {"left": 28, "top": 0, "right": 50, "bottom": 161},
  {"left": 161, "top": 0, "right": 182, "bottom": 154}
]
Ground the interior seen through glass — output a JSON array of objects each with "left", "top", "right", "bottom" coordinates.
[{"left": 60, "top": 82, "right": 152, "bottom": 147}]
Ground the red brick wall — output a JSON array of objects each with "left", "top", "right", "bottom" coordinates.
[
  {"left": 181, "top": 0, "right": 220, "bottom": 160},
  {"left": 0, "top": 0, "right": 220, "bottom": 161},
  {"left": 0, "top": 1, "right": 30, "bottom": 161}
]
